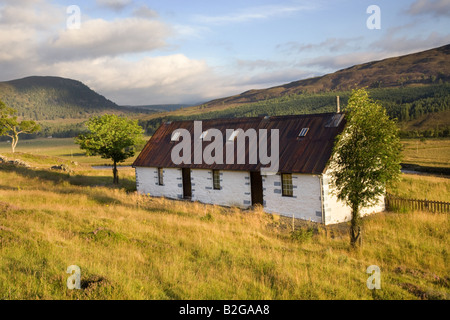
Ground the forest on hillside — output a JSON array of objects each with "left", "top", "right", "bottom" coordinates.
[
  {"left": 1, "top": 83, "right": 449, "bottom": 140},
  {"left": 139, "top": 83, "right": 450, "bottom": 138}
]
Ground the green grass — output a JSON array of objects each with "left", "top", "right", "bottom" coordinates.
[
  {"left": 0, "top": 163, "right": 448, "bottom": 300},
  {"left": 0, "top": 137, "right": 147, "bottom": 167},
  {"left": 0, "top": 138, "right": 448, "bottom": 299},
  {"left": 401, "top": 138, "right": 450, "bottom": 169},
  {"left": 388, "top": 174, "right": 450, "bottom": 202}
]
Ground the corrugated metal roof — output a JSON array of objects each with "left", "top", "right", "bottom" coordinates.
[{"left": 132, "top": 113, "right": 346, "bottom": 174}]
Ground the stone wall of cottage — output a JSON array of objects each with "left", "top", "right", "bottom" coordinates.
[
  {"left": 135, "top": 167, "right": 184, "bottom": 200},
  {"left": 191, "top": 169, "right": 252, "bottom": 208},
  {"left": 135, "top": 167, "right": 385, "bottom": 225},
  {"left": 262, "top": 173, "right": 323, "bottom": 223}
]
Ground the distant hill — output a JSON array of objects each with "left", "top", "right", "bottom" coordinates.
[
  {"left": 0, "top": 76, "right": 125, "bottom": 121},
  {"left": 202, "top": 44, "right": 450, "bottom": 108},
  {"left": 120, "top": 104, "right": 193, "bottom": 112},
  {"left": 137, "top": 44, "right": 450, "bottom": 137}
]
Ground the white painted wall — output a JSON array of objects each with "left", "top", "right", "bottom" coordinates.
[
  {"left": 135, "top": 167, "right": 183, "bottom": 200},
  {"left": 322, "top": 170, "right": 385, "bottom": 225},
  {"left": 191, "top": 169, "right": 252, "bottom": 208},
  {"left": 135, "top": 166, "right": 384, "bottom": 225},
  {"left": 262, "top": 173, "right": 323, "bottom": 223}
]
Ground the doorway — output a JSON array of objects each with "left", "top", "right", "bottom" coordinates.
[
  {"left": 250, "top": 171, "right": 263, "bottom": 206},
  {"left": 182, "top": 168, "right": 191, "bottom": 199}
]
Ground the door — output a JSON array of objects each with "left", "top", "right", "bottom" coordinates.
[
  {"left": 250, "top": 171, "right": 263, "bottom": 206},
  {"left": 182, "top": 168, "right": 192, "bottom": 199}
]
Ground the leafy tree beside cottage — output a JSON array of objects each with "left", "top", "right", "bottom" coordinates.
[{"left": 329, "top": 88, "right": 402, "bottom": 247}]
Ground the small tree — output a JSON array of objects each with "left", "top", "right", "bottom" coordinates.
[
  {"left": 329, "top": 88, "right": 402, "bottom": 247},
  {"left": 75, "top": 114, "right": 144, "bottom": 184},
  {"left": 0, "top": 99, "right": 41, "bottom": 153}
]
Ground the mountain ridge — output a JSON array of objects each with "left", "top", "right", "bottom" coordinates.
[
  {"left": 0, "top": 75, "right": 122, "bottom": 121},
  {"left": 200, "top": 44, "right": 450, "bottom": 109}
]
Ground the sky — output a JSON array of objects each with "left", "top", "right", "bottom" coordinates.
[{"left": 0, "top": 0, "right": 449, "bottom": 105}]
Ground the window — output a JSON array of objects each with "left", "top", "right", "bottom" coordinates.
[
  {"left": 158, "top": 168, "right": 164, "bottom": 186},
  {"left": 213, "top": 170, "right": 221, "bottom": 190},
  {"left": 281, "top": 173, "right": 293, "bottom": 197},
  {"left": 298, "top": 128, "right": 309, "bottom": 137}
]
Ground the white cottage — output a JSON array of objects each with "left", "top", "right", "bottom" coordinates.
[{"left": 132, "top": 113, "right": 384, "bottom": 225}]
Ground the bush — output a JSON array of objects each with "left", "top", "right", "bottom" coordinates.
[{"left": 290, "top": 227, "right": 316, "bottom": 243}]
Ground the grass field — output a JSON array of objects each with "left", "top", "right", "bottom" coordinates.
[
  {"left": 0, "top": 163, "right": 448, "bottom": 300},
  {"left": 0, "top": 137, "right": 145, "bottom": 166},
  {"left": 2, "top": 136, "right": 449, "bottom": 168},
  {"left": 388, "top": 174, "right": 450, "bottom": 202},
  {"left": 0, "top": 137, "right": 448, "bottom": 300},
  {"left": 401, "top": 138, "right": 450, "bottom": 169}
]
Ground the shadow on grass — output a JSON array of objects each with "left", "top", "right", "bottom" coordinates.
[
  {"left": 0, "top": 164, "right": 136, "bottom": 206},
  {"left": 60, "top": 153, "right": 87, "bottom": 157},
  {"left": 401, "top": 163, "right": 450, "bottom": 176}
]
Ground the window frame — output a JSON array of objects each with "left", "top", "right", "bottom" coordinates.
[
  {"left": 281, "top": 173, "right": 293, "bottom": 197},
  {"left": 212, "top": 169, "right": 221, "bottom": 190}
]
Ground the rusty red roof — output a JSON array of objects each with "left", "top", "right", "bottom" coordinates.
[{"left": 132, "top": 112, "right": 346, "bottom": 174}]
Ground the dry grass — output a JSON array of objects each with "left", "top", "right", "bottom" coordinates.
[
  {"left": 401, "top": 138, "right": 450, "bottom": 169},
  {"left": 0, "top": 164, "right": 448, "bottom": 300},
  {"left": 388, "top": 173, "right": 450, "bottom": 202}
]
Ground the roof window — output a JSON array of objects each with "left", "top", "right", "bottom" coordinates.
[{"left": 298, "top": 128, "right": 309, "bottom": 137}]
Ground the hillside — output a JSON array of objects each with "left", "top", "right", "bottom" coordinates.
[
  {"left": 203, "top": 44, "right": 450, "bottom": 108},
  {"left": 139, "top": 83, "right": 450, "bottom": 137},
  {"left": 0, "top": 76, "right": 126, "bottom": 121},
  {"left": 138, "top": 45, "right": 450, "bottom": 136}
]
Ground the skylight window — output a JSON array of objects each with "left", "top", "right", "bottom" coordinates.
[{"left": 298, "top": 128, "right": 309, "bottom": 137}]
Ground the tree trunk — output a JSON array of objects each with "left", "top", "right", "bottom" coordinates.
[
  {"left": 11, "top": 135, "right": 18, "bottom": 153},
  {"left": 113, "top": 160, "right": 119, "bottom": 184},
  {"left": 350, "top": 204, "right": 361, "bottom": 247}
]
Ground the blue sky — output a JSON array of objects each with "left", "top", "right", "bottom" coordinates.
[{"left": 0, "top": 0, "right": 449, "bottom": 105}]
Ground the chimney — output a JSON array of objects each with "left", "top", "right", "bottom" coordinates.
[{"left": 336, "top": 96, "right": 340, "bottom": 113}]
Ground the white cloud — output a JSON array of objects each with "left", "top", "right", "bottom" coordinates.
[
  {"left": 0, "top": 27, "right": 37, "bottom": 61},
  {"left": 132, "top": 4, "right": 158, "bottom": 19},
  {"left": 45, "top": 54, "right": 217, "bottom": 104},
  {"left": 371, "top": 31, "right": 450, "bottom": 53},
  {"left": 0, "top": 0, "right": 64, "bottom": 28},
  {"left": 278, "top": 37, "right": 363, "bottom": 54},
  {"left": 47, "top": 18, "right": 172, "bottom": 60},
  {"left": 303, "top": 52, "right": 389, "bottom": 71},
  {"left": 296, "top": 30, "right": 450, "bottom": 73},
  {"left": 407, "top": 0, "right": 450, "bottom": 17},
  {"left": 193, "top": 4, "right": 312, "bottom": 25},
  {"left": 96, "top": 0, "right": 133, "bottom": 11},
  {"left": 236, "top": 59, "right": 282, "bottom": 71}
]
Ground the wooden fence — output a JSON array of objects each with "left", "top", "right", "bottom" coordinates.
[{"left": 385, "top": 193, "right": 450, "bottom": 213}]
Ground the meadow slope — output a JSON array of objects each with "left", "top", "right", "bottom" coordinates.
[{"left": 0, "top": 161, "right": 448, "bottom": 300}]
